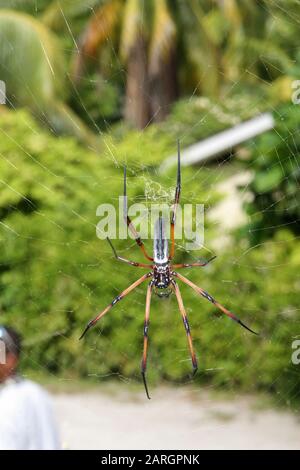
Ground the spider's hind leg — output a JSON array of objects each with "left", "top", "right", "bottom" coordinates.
[
  {"left": 171, "top": 280, "right": 198, "bottom": 376},
  {"left": 174, "top": 271, "right": 258, "bottom": 335},
  {"left": 141, "top": 280, "right": 154, "bottom": 400},
  {"left": 79, "top": 273, "right": 151, "bottom": 339}
]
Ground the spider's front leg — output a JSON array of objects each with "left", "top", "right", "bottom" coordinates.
[
  {"left": 172, "top": 255, "right": 216, "bottom": 269},
  {"left": 123, "top": 166, "right": 153, "bottom": 262},
  {"left": 106, "top": 237, "right": 153, "bottom": 268},
  {"left": 169, "top": 140, "right": 181, "bottom": 261}
]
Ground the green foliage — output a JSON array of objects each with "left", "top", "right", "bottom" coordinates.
[
  {"left": 0, "top": 1, "right": 50, "bottom": 14},
  {"left": 163, "top": 92, "right": 267, "bottom": 146},
  {"left": 0, "top": 9, "right": 94, "bottom": 143},
  {"left": 1, "top": 0, "right": 297, "bottom": 133},
  {"left": 70, "top": 74, "right": 123, "bottom": 129},
  {"left": 0, "top": 109, "right": 299, "bottom": 407},
  {"left": 107, "top": 90, "right": 269, "bottom": 167},
  {"left": 241, "top": 104, "right": 300, "bottom": 244}
]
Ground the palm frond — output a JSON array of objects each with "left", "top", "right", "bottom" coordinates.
[
  {"left": 219, "top": 0, "right": 242, "bottom": 29},
  {"left": 119, "top": 0, "right": 144, "bottom": 62},
  {"left": 183, "top": 1, "right": 220, "bottom": 95},
  {"left": 71, "top": 0, "right": 122, "bottom": 82},
  {"left": 0, "top": 1, "right": 44, "bottom": 13},
  {"left": 148, "top": 0, "right": 176, "bottom": 76},
  {"left": 79, "top": 0, "right": 121, "bottom": 58},
  {"left": 42, "top": 0, "right": 101, "bottom": 30},
  {"left": 245, "top": 38, "right": 291, "bottom": 74},
  {"left": 0, "top": 10, "right": 94, "bottom": 142}
]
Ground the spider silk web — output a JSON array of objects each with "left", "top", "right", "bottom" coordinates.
[{"left": 0, "top": 0, "right": 300, "bottom": 450}]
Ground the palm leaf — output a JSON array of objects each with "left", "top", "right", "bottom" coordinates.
[
  {"left": 42, "top": 0, "right": 101, "bottom": 30},
  {"left": 0, "top": 1, "right": 48, "bottom": 13},
  {"left": 78, "top": 0, "right": 121, "bottom": 57},
  {"left": 119, "top": 0, "right": 144, "bottom": 63},
  {"left": 183, "top": 1, "right": 220, "bottom": 95},
  {"left": 244, "top": 38, "right": 291, "bottom": 74},
  {"left": 71, "top": 0, "right": 122, "bottom": 82},
  {"left": 0, "top": 10, "right": 94, "bottom": 142},
  {"left": 148, "top": 0, "right": 176, "bottom": 75},
  {"left": 218, "top": 0, "right": 242, "bottom": 28}
]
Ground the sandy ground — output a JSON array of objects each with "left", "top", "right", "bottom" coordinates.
[{"left": 53, "top": 387, "right": 300, "bottom": 450}]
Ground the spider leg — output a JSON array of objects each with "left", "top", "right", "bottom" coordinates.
[
  {"left": 106, "top": 237, "right": 153, "bottom": 268},
  {"left": 79, "top": 272, "right": 152, "bottom": 339},
  {"left": 169, "top": 140, "right": 181, "bottom": 260},
  {"left": 171, "top": 280, "right": 198, "bottom": 375},
  {"left": 172, "top": 255, "right": 217, "bottom": 269},
  {"left": 141, "top": 280, "right": 154, "bottom": 400},
  {"left": 123, "top": 166, "right": 153, "bottom": 261},
  {"left": 173, "top": 271, "right": 258, "bottom": 335}
]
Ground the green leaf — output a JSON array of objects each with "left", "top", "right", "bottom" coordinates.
[{"left": 253, "top": 167, "right": 283, "bottom": 193}]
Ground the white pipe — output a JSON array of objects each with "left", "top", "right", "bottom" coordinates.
[{"left": 160, "top": 112, "right": 274, "bottom": 172}]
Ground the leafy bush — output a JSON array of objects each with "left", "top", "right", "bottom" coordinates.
[
  {"left": 70, "top": 73, "right": 122, "bottom": 128},
  {"left": 0, "top": 109, "right": 299, "bottom": 408},
  {"left": 241, "top": 103, "right": 300, "bottom": 244},
  {"left": 107, "top": 90, "right": 270, "bottom": 167}
]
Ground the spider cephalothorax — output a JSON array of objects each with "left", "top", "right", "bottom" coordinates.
[
  {"left": 153, "top": 263, "right": 172, "bottom": 297},
  {"left": 80, "top": 141, "right": 258, "bottom": 399},
  {"left": 154, "top": 263, "right": 171, "bottom": 288}
]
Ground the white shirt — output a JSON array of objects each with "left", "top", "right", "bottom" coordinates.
[{"left": 0, "top": 378, "right": 60, "bottom": 450}]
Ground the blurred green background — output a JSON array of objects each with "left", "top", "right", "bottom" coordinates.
[{"left": 0, "top": 0, "right": 299, "bottom": 408}]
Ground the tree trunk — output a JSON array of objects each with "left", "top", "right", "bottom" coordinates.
[
  {"left": 124, "top": 35, "right": 151, "bottom": 129},
  {"left": 149, "top": 50, "right": 178, "bottom": 123}
]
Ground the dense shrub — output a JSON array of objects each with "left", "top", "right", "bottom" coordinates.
[
  {"left": 108, "top": 90, "right": 269, "bottom": 166},
  {"left": 0, "top": 109, "right": 299, "bottom": 408},
  {"left": 241, "top": 103, "right": 300, "bottom": 244}
]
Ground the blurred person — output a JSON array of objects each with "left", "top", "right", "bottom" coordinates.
[{"left": 0, "top": 325, "right": 60, "bottom": 450}]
